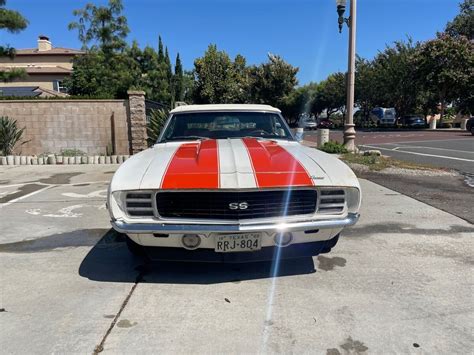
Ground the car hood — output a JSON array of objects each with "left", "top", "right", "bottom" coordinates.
[{"left": 110, "top": 138, "right": 359, "bottom": 192}]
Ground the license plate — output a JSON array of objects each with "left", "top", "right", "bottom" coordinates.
[{"left": 215, "top": 233, "right": 262, "bottom": 253}]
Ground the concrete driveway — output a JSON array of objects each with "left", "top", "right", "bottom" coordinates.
[{"left": 1, "top": 165, "right": 473, "bottom": 354}]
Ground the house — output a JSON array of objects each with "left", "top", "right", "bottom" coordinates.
[{"left": 0, "top": 35, "right": 84, "bottom": 96}]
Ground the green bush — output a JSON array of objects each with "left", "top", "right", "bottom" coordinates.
[
  {"left": 0, "top": 116, "right": 28, "bottom": 156},
  {"left": 147, "top": 108, "right": 169, "bottom": 146},
  {"left": 318, "top": 140, "right": 349, "bottom": 154},
  {"left": 60, "top": 148, "right": 86, "bottom": 157}
]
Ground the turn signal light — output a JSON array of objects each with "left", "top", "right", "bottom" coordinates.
[
  {"left": 182, "top": 234, "right": 201, "bottom": 250},
  {"left": 274, "top": 232, "right": 293, "bottom": 247}
]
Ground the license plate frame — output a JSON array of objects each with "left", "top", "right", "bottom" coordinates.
[{"left": 214, "top": 233, "right": 262, "bottom": 253}]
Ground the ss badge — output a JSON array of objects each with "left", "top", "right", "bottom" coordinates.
[{"left": 229, "top": 202, "right": 249, "bottom": 210}]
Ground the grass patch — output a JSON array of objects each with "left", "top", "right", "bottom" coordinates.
[
  {"left": 341, "top": 153, "right": 442, "bottom": 171},
  {"left": 318, "top": 141, "right": 348, "bottom": 154}
]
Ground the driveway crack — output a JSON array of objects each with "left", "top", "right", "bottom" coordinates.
[{"left": 93, "top": 267, "right": 146, "bottom": 354}]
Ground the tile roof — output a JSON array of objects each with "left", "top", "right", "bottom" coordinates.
[
  {"left": 24, "top": 66, "right": 72, "bottom": 74},
  {"left": 15, "top": 47, "right": 85, "bottom": 55},
  {"left": 1, "top": 66, "right": 73, "bottom": 74}
]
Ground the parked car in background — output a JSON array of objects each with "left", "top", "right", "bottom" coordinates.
[
  {"left": 398, "top": 115, "right": 426, "bottom": 128},
  {"left": 108, "top": 104, "right": 361, "bottom": 262},
  {"left": 317, "top": 119, "right": 334, "bottom": 129},
  {"left": 466, "top": 117, "right": 474, "bottom": 135},
  {"left": 370, "top": 107, "right": 397, "bottom": 127},
  {"left": 298, "top": 113, "right": 317, "bottom": 130}
]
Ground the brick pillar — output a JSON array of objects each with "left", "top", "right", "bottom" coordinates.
[{"left": 127, "top": 90, "right": 148, "bottom": 154}]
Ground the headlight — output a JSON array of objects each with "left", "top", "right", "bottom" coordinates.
[
  {"left": 345, "top": 187, "right": 361, "bottom": 213},
  {"left": 112, "top": 191, "right": 127, "bottom": 212}
]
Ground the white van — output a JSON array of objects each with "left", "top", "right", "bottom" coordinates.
[{"left": 370, "top": 107, "right": 397, "bottom": 126}]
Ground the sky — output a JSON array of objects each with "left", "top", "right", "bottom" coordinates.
[{"left": 0, "top": 0, "right": 460, "bottom": 85}]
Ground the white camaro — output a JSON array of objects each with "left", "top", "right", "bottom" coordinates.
[{"left": 108, "top": 104, "right": 361, "bottom": 262}]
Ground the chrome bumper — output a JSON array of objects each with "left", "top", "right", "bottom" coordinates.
[{"left": 111, "top": 213, "right": 360, "bottom": 234}]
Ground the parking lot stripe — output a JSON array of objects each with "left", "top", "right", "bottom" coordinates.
[
  {"left": 380, "top": 137, "right": 472, "bottom": 145},
  {"left": 0, "top": 183, "right": 31, "bottom": 189},
  {"left": 394, "top": 145, "right": 474, "bottom": 154},
  {"left": 360, "top": 145, "right": 474, "bottom": 162},
  {"left": 0, "top": 185, "right": 53, "bottom": 208},
  {"left": 0, "top": 181, "right": 109, "bottom": 189}
]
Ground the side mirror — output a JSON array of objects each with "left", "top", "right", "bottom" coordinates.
[{"left": 295, "top": 127, "right": 305, "bottom": 142}]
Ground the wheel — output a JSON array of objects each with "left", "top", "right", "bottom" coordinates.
[
  {"left": 471, "top": 126, "right": 474, "bottom": 136},
  {"left": 126, "top": 236, "right": 146, "bottom": 257}
]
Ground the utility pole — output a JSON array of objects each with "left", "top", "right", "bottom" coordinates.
[{"left": 336, "top": 0, "right": 357, "bottom": 152}]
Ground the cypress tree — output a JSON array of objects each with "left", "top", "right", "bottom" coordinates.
[
  {"left": 174, "top": 53, "right": 184, "bottom": 102},
  {"left": 158, "top": 35, "right": 164, "bottom": 63}
]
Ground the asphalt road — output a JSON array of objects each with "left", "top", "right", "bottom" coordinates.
[
  {"left": 305, "top": 130, "right": 474, "bottom": 174},
  {"left": 1, "top": 165, "right": 473, "bottom": 354}
]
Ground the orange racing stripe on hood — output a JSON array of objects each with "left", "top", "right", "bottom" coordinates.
[
  {"left": 242, "top": 138, "right": 314, "bottom": 188},
  {"left": 161, "top": 140, "right": 219, "bottom": 189}
]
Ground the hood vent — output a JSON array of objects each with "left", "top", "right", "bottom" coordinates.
[{"left": 318, "top": 189, "right": 345, "bottom": 214}]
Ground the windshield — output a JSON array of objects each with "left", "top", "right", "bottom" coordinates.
[{"left": 159, "top": 112, "right": 293, "bottom": 142}]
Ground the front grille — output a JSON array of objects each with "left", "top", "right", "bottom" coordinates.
[
  {"left": 156, "top": 190, "right": 317, "bottom": 220},
  {"left": 125, "top": 192, "right": 154, "bottom": 217},
  {"left": 317, "top": 189, "right": 346, "bottom": 214}
]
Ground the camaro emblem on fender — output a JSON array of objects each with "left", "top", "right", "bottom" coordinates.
[{"left": 229, "top": 202, "right": 249, "bottom": 210}]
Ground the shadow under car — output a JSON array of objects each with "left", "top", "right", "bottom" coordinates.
[{"left": 78, "top": 230, "right": 317, "bottom": 285}]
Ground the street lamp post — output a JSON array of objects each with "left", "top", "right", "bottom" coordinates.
[{"left": 336, "top": 0, "right": 357, "bottom": 152}]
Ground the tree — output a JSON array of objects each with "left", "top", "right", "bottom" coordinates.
[
  {"left": 248, "top": 53, "right": 299, "bottom": 107},
  {"left": 312, "top": 72, "right": 346, "bottom": 119},
  {"left": 134, "top": 44, "right": 172, "bottom": 104},
  {"left": 0, "top": 0, "right": 28, "bottom": 82},
  {"left": 67, "top": 0, "right": 145, "bottom": 99},
  {"left": 415, "top": 33, "right": 474, "bottom": 120},
  {"left": 370, "top": 39, "right": 422, "bottom": 118},
  {"left": 232, "top": 54, "right": 250, "bottom": 103},
  {"left": 182, "top": 70, "right": 195, "bottom": 103},
  {"left": 158, "top": 36, "right": 164, "bottom": 62},
  {"left": 173, "top": 53, "right": 184, "bottom": 102},
  {"left": 280, "top": 82, "right": 319, "bottom": 124},
  {"left": 68, "top": 0, "right": 129, "bottom": 54},
  {"left": 354, "top": 56, "right": 378, "bottom": 124},
  {"left": 446, "top": 0, "right": 474, "bottom": 40},
  {"left": 193, "top": 44, "right": 242, "bottom": 104},
  {"left": 65, "top": 50, "right": 141, "bottom": 98}
]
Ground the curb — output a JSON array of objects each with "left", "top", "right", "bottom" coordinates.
[{"left": 0, "top": 155, "right": 130, "bottom": 166}]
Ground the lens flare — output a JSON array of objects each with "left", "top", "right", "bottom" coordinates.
[{"left": 261, "top": 158, "right": 299, "bottom": 351}]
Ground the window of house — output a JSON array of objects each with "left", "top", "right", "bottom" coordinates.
[{"left": 52, "top": 80, "right": 68, "bottom": 93}]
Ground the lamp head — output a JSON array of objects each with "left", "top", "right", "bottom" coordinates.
[{"left": 336, "top": 0, "right": 347, "bottom": 33}]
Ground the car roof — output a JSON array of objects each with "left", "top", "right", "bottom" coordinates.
[{"left": 170, "top": 104, "right": 281, "bottom": 114}]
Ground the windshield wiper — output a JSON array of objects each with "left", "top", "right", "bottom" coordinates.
[
  {"left": 165, "top": 136, "right": 210, "bottom": 141},
  {"left": 241, "top": 135, "right": 292, "bottom": 141}
]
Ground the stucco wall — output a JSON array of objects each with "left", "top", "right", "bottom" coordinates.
[{"left": 0, "top": 100, "right": 131, "bottom": 155}]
